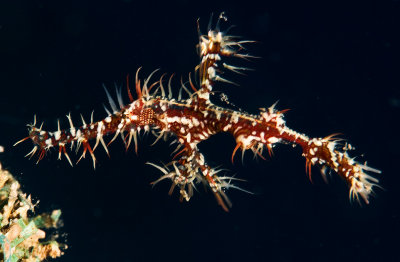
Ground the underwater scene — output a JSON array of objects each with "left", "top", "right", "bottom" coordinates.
[{"left": 0, "top": 0, "right": 398, "bottom": 261}]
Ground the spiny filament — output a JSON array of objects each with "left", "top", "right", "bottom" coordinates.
[{"left": 16, "top": 14, "right": 381, "bottom": 211}]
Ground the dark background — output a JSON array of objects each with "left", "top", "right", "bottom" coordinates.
[{"left": 0, "top": 0, "right": 399, "bottom": 261}]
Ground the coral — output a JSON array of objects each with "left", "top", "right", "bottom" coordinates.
[{"left": 0, "top": 161, "right": 64, "bottom": 261}]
